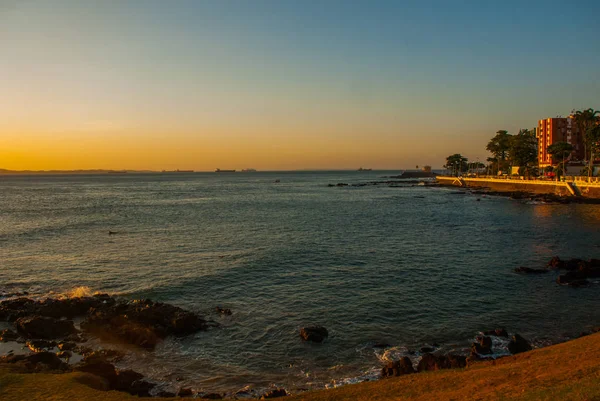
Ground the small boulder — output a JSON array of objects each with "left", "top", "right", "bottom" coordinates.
[
  {"left": 0, "top": 329, "right": 19, "bottom": 342},
  {"left": 178, "top": 387, "right": 194, "bottom": 397},
  {"left": 75, "top": 360, "right": 118, "bottom": 387},
  {"left": 200, "top": 393, "right": 223, "bottom": 400},
  {"left": 417, "top": 353, "right": 440, "bottom": 372},
  {"left": 26, "top": 339, "right": 57, "bottom": 353},
  {"left": 471, "top": 336, "right": 493, "bottom": 355},
  {"left": 58, "top": 341, "right": 77, "bottom": 351},
  {"left": 300, "top": 326, "right": 329, "bottom": 343},
  {"left": 15, "top": 316, "right": 77, "bottom": 339},
  {"left": 381, "top": 357, "right": 415, "bottom": 377},
  {"left": 508, "top": 334, "right": 532, "bottom": 354},
  {"left": 56, "top": 351, "right": 72, "bottom": 359},
  {"left": 261, "top": 388, "right": 288, "bottom": 399}
]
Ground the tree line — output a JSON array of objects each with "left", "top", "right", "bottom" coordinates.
[{"left": 444, "top": 108, "right": 600, "bottom": 178}]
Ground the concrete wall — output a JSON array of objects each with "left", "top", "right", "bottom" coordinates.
[{"left": 436, "top": 176, "right": 600, "bottom": 198}]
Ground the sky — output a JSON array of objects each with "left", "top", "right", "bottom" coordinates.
[{"left": 1, "top": 0, "right": 599, "bottom": 171}]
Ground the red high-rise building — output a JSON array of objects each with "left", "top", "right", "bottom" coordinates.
[{"left": 537, "top": 116, "right": 584, "bottom": 168}]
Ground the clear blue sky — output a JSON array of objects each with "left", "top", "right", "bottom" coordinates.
[{"left": 1, "top": 0, "right": 598, "bottom": 170}]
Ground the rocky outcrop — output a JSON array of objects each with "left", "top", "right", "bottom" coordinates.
[
  {"left": 417, "top": 353, "right": 467, "bottom": 372},
  {"left": 74, "top": 359, "right": 153, "bottom": 396},
  {"left": 15, "top": 316, "right": 77, "bottom": 339},
  {"left": 80, "top": 299, "right": 207, "bottom": 349},
  {"left": 299, "top": 326, "right": 329, "bottom": 343},
  {"left": 508, "top": 334, "right": 532, "bottom": 354},
  {"left": 0, "top": 351, "right": 69, "bottom": 372},
  {"left": 381, "top": 357, "right": 415, "bottom": 377},
  {"left": 0, "top": 294, "right": 114, "bottom": 322}
]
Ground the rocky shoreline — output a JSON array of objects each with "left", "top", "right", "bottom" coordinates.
[{"left": 1, "top": 292, "right": 598, "bottom": 399}]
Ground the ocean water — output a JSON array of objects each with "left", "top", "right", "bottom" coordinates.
[{"left": 1, "top": 171, "right": 599, "bottom": 394}]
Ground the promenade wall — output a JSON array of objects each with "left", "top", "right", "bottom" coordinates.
[{"left": 436, "top": 176, "right": 600, "bottom": 199}]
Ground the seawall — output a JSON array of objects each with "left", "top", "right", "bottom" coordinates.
[{"left": 436, "top": 176, "right": 600, "bottom": 199}]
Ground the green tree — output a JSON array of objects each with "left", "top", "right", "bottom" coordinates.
[
  {"left": 547, "top": 142, "right": 574, "bottom": 179},
  {"left": 572, "top": 108, "right": 600, "bottom": 164},
  {"left": 508, "top": 129, "right": 538, "bottom": 178},
  {"left": 486, "top": 130, "right": 512, "bottom": 174},
  {"left": 585, "top": 124, "right": 600, "bottom": 178},
  {"left": 444, "top": 154, "right": 468, "bottom": 176}
]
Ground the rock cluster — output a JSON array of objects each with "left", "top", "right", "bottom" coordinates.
[{"left": 548, "top": 257, "right": 600, "bottom": 287}]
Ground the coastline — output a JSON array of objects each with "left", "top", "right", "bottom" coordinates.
[
  {"left": 1, "top": 286, "right": 599, "bottom": 399},
  {"left": 435, "top": 176, "right": 600, "bottom": 201},
  {"left": 2, "top": 331, "right": 599, "bottom": 400}
]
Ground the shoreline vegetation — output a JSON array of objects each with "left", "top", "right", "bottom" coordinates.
[{"left": 1, "top": 281, "right": 598, "bottom": 399}]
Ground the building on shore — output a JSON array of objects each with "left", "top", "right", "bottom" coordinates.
[{"left": 537, "top": 116, "right": 584, "bottom": 168}]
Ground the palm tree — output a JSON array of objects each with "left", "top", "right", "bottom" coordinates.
[
  {"left": 547, "top": 142, "right": 574, "bottom": 180},
  {"left": 572, "top": 108, "right": 599, "bottom": 169},
  {"left": 586, "top": 124, "right": 600, "bottom": 179}
]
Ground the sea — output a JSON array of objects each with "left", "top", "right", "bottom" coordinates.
[{"left": 1, "top": 171, "right": 599, "bottom": 395}]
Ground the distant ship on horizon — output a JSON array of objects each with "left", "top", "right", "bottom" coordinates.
[
  {"left": 358, "top": 167, "right": 372, "bottom": 171},
  {"left": 215, "top": 168, "right": 236, "bottom": 173},
  {"left": 241, "top": 168, "right": 257, "bottom": 172},
  {"left": 162, "top": 169, "right": 195, "bottom": 173}
]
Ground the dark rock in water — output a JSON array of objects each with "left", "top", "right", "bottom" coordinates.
[
  {"left": 547, "top": 256, "right": 564, "bottom": 270},
  {"left": 471, "top": 336, "right": 493, "bottom": 355},
  {"left": 75, "top": 360, "right": 118, "bottom": 387},
  {"left": 26, "top": 339, "right": 57, "bottom": 352},
  {"left": 567, "top": 279, "right": 590, "bottom": 287},
  {"left": 381, "top": 357, "right": 415, "bottom": 377},
  {"left": 1, "top": 351, "right": 69, "bottom": 372},
  {"left": 15, "top": 316, "right": 77, "bottom": 339},
  {"left": 56, "top": 351, "right": 72, "bottom": 359},
  {"left": 336, "top": 183, "right": 348, "bottom": 187},
  {"left": 483, "top": 328, "right": 508, "bottom": 338},
  {"left": 0, "top": 329, "right": 19, "bottom": 342},
  {"left": 80, "top": 299, "right": 207, "bottom": 349},
  {"left": 514, "top": 267, "right": 548, "bottom": 274},
  {"left": 261, "top": 388, "right": 288, "bottom": 399},
  {"left": 299, "top": 326, "right": 329, "bottom": 343},
  {"left": 0, "top": 298, "right": 36, "bottom": 321},
  {"left": 178, "top": 387, "right": 194, "bottom": 397},
  {"left": 372, "top": 342, "right": 391, "bottom": 349},
  {"left": 508, "top": 334, "right": 532, "bottom": 354},
  {"left": 556, "top": 271, "right": 589, "bottom": 287},
  {"left": 215, "top": 306, "right": 232, "bottom": 315},
  {"left": 419, "top": 346, "right": 435, "bottom": 353},
  {"left": 200, "top": 393, "right": 223, "bottom": 400}
]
